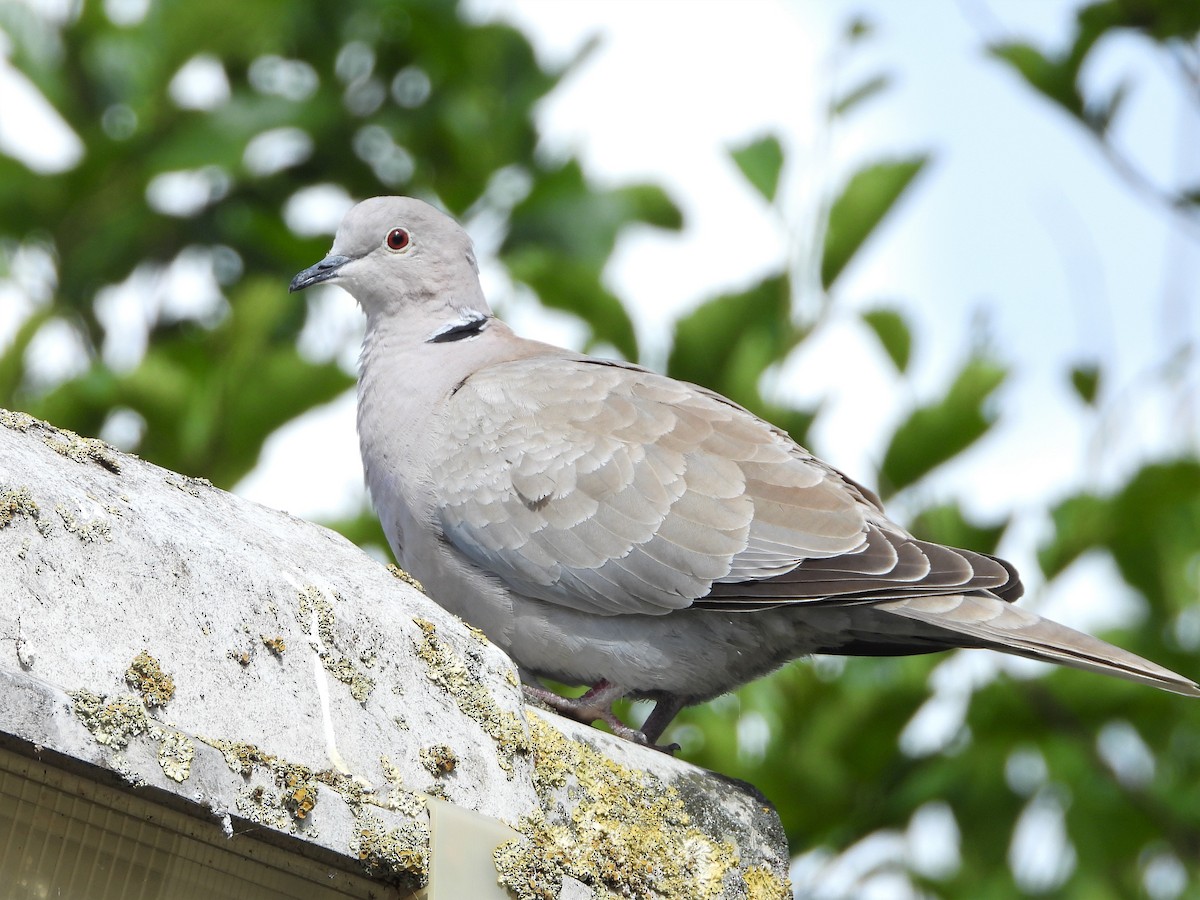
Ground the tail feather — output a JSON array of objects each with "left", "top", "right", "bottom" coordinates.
[{"left": 877, "top": 593, "right": 1200, "bottom": 697}]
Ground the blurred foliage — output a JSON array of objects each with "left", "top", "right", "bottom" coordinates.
[
  {"left": 989, "top": 0, "right": 1200, "bottom": 221},
  {"left": 0, "top": 0, "right": 678, "bottom": 488},
  {"left": 1, "top": 1, "right": 1198, "bottom": 898}
]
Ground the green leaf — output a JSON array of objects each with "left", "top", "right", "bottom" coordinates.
[
  {"left": 667, "top": 273, "right": 794, "bottom": 408},
  {"left": 988, "top": 42, "right": 1084, "bottom": 118},
  {"left": 1105, "top": 461, "right": 1200, "bottom": 612},
  {"left": 503, "top": 160, "right": 682, "bottom": 360},
  {"left": 0, "top": 307, "right": 54, "bottom": 399},
  {"left": 831, "top": 74, "right": 891, "bottom": 117},
  {"left": 879, "top": 355, "right": 1006, "bottom": 497},
  {"left": 861, "top": 308, "right": 911, "bottom": 372},
  {"left": 1070, "top": 363, "right": 1101, "bottom": 405},
  {"left": 909, "top": 501, "right": 1009, "bottom": 555},
  {"left": 821, "top": 157, "right": 928, "bottom": 291},
  {"left": 730, "top": 135, "right": 785, "bottom": 204},
  {"left": 1038, "top": 492, "right": 1111, "bottom": 580},
  {"left": 1039, "top": 462, "right": 1200, "bottom": 619}
]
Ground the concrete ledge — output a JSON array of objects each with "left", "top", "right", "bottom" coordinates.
[{"left": 0, "top": 409, "right": 791, "bottom": 899}]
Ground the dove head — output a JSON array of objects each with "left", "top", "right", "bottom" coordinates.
[{"left": 289, "top": 196, "right": 490, "bottom": 322}]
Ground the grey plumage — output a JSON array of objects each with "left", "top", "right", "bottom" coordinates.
[{"left": 290, "top": 196, "right": 1199, "bottom": 749}]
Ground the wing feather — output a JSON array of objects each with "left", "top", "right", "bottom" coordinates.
[{"left": 433, "top": 356, "right": 1021, "bottom": 617}]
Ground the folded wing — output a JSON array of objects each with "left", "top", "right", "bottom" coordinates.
[{"left": 433, "top": 356, "right": 1020, "bottom": 616}]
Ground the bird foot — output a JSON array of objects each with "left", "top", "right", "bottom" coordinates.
[{"left": 521, "top": 681, "right": 680, "bottom": 755}]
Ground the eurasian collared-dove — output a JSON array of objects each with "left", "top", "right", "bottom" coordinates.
[{"left": 290, "top": 196, "right": 1198, "bottom": 749}]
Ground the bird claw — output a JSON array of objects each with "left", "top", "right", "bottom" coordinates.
[{"left": 521, "top": 681, "right": 680, "bottom": 754}]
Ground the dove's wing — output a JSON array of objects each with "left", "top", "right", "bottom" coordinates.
[{"left": 432, "top": 356, "right": 1017, "bottom": 617}]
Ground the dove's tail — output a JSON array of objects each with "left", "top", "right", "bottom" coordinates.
[{"left": 876, "top": 593, "right": 1200, "bottom": 697}]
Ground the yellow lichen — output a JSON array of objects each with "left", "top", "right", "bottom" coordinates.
[
  {"left": 261, "top": 635, "right": 287, "bottom": 655},
  {"left": 0, "top": 409, "right": 36, "bottom": 431},
  {"left": 125, "top": 650, "right": 175, "bottom": 706},
  {"left": 298, "top": 587, "right": 375, "bottom": 702},
  {"left": 55, "top": 504, "right": 112, "bottom": 543},
  {"left": 493, "top": 713, "right": 778, "bottom": 900},
  {"left": 743, "top": 864, "right": 793, "bottom": 900},
  {"left": 42, "top": 429, "right": 121, "bottom": 472},
  {"left": 378, "top": 756, "right": 428, "bottom": 818},
  {"left": 281, "top": 766, "right": 319, "bottom": 820},
  {"left": 419, "top": 744, "right": 458, "bottom": 777},
  {"left": 69, "top": 690, "right": 149, "bottom": 749},
  {"left": 236, "top": 785, "right": 296, "bottom": 832},
  {"left": 352, "top": 811, "right": 429, "bottom": 889},
  {"left": 0, "top": 486, "right": 40, "bottom": 529},
  {"left": 157, "top": 731, "right": 195, "bottom": 783},
  {"left": 205, "top": 738, "right": 263, "bottom": 776},
  {"left": 411, "top": 617, "right": 528, "bottom": 773},
  {"left": 387, "top": 564, "right": 425, "bottom": 593}
]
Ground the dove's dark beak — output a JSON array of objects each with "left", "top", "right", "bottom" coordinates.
[{"left": 289, "top": 255, "right": 352, "bottom": 293}]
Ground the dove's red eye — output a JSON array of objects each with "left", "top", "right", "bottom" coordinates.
[{"left": 386, "top": 228, "right": 410, "bottom": 251}]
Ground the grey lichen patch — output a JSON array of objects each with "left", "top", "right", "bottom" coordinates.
[
  {"left": 297, "top": 586, "right": 374, "bottom": 702},
  {"left": 55, "top": 504, "right": 112, "bottom": 543},
  {"left": 352, "top": 810, "right": 430, "bottom": 890},
  {"left": 206, "top": 738, "right": 263, "bottom": 776},
  {"left": 157, "top": 731, "right": 195, "bottom": 783},
  {"left": 387, "top": 564, "right": 425, "bottom": 593},
  {"left": 71, "top": 688, "right": 197, "bottom": 786},
  {"left": 42, "top": 429, "right": 121, "bottom": 473},
  {"left": 261, "top": 635, "right": 287, "bottom": 656},
  {"left": 0, "top": 485, "right": 51, "bottom": 537},
  {"left": 70, "top": 690, "right": 149, "bottom": 749},
  {"left": 125, "top": 650, "right": 175, "bottom": 706},
  {"left": 163, "top": 474, "right": 212, "bottom": 497},
  {"left": 0, "top": 409, "right": 36, "bottom": 431},
  {"left": 237, "top": 785, "right": 297, "bottom": 832},
  {"left": 201, "top": 737, "right": 321, "bottom": 822},
  {"left": 493, "top": 713, "right": 779, "bottom": 900},
  {"left": 378, "top": 756, "right": 427, "bottom": 818},
  {"left": 411, "top": 617, "right": 529, "bottom": 773},
  {"left": 419, "top": 744, "right": 458, "bottom": 777}
]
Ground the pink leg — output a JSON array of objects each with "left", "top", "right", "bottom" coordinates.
[{"left": 521, "top": 679, "right": 680, "bottom": 753}]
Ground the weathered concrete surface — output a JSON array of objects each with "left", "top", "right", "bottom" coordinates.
[{"left": 0, "top": 409, "right": 791, "bottom": 899}]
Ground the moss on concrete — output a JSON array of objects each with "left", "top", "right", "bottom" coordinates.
[
  {"left": 297, "top": 586, "right": 375, "bottom": 703},
  {"left": 411, "top": 616, "right": 528, "bottom": 774},
  {"left": 42, "top": 429, "right": 122, "bottom": 473},
  {"left": 494, "top": 713, "right": 791, "bottom": 900},
  {"left": 261, "top": 635, "right": 287, "bottom": 655},
  {"left": 55, "top": 504, "right": 112, "bottom": 543},
  {"left": 387, "top": 564, "right": 425, "bottom": 593},
  {"left": 125, "top": 650, "right": 176, "bottom": 707},
  {"left": 352, "top": 811, "right": 429, "bottom": 890},
  {"left": 419, "top": 744, "right": 458, "bottom": 777}
]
